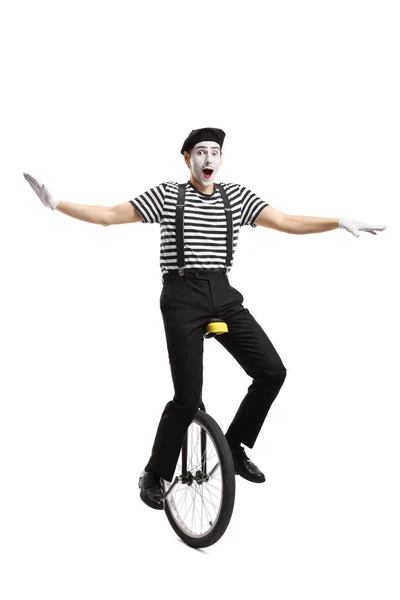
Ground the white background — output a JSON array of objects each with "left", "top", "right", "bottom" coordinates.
[{"left": 1, "top": 0, "right": 399, "bottom": 598}]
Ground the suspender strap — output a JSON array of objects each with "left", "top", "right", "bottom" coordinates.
[
  {"left": 215, "top": 184, "right": 233, "bottom": 271},
  {"left": 176, "top": 183, "right": 186, "bottom": 275},
  {"left": 175, "top": 182, "right": 233, "bottom": 274}
]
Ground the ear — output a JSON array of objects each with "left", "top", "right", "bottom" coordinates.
[{"left": 184, "top": 151, "right": 191, "bottom": 168}]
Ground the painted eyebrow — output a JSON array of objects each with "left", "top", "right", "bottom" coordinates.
[{"left": 195, "top": 146, "right": 220, "bottom": 150}]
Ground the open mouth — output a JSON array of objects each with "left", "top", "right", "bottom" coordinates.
[{"left": 202, "top": 168, "right": 214, "bottom": 179}]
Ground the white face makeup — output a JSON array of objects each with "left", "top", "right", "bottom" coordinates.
[{"left": 188, "top": 141, "right": 221, "bottom": 187}]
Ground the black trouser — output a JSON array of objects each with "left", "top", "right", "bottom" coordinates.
[{"left": 144, "top": 269, "right": 287, "bottom": 482}]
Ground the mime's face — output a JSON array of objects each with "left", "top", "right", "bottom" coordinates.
[{"left": 186, "top": 141, "right": 222, "bottom": 186}]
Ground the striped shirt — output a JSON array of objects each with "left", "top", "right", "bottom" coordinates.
[{"left": 129, "top": 180, "right": 268, "bottom": 275}]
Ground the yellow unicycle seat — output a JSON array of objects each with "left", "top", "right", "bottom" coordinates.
[{"left": 204, "top": 318, "right": 228, "bottom": 339}]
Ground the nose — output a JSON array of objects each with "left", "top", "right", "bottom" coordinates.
[{"left": 204, "top": 151, "right": 213, "bottom": 166}]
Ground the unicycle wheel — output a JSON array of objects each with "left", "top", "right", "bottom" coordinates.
[{"left": 162, "top": 409, "right": 236, "bottom": 548}]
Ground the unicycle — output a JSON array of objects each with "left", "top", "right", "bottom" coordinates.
[{"left": 162, "top": 318, "right": 236, "bottom": 548}]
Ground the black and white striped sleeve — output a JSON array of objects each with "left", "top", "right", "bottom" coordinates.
[
  {"left": 129, "top": 183, "right": 166, "bottom": 224},
  {"left": 239, "top": 184, "right": 269, "bottom": 228}
]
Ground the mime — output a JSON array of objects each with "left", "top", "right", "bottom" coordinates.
[{"left": 23, "top": 127, "right": 386, "bottom": 511}]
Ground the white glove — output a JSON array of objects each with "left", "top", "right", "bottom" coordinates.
[
  {"left": 23, "top": 172, "right": 59, "bottom": 211},
  {"left": 338, "top": 218, "right": 386, "bottom": 238}
]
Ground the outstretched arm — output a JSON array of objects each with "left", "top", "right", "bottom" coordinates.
[
  {"left": 23, "top": 173, "right": 141, "bottom": 226},
  {"left": 255, "top": 206, "right": 386, "bottom": 236}
]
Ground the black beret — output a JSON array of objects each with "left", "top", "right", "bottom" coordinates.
[{"left": 180, "top": 127, "right": 226, "bottom": 155}]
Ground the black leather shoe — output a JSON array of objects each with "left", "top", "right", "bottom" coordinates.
[
  {"left": 138, "top": 470, "right": 165, "bottom": 510},
  {"left": 230, "top": 445, "right": 266, "bottom": 483}
]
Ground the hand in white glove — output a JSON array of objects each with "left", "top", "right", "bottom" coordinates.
[
  {"left": 338, "top": 218, "right": 386, "bottom": 238},
  {"left": 23, "top": 172, "right": 59, "bottom": 211}
]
